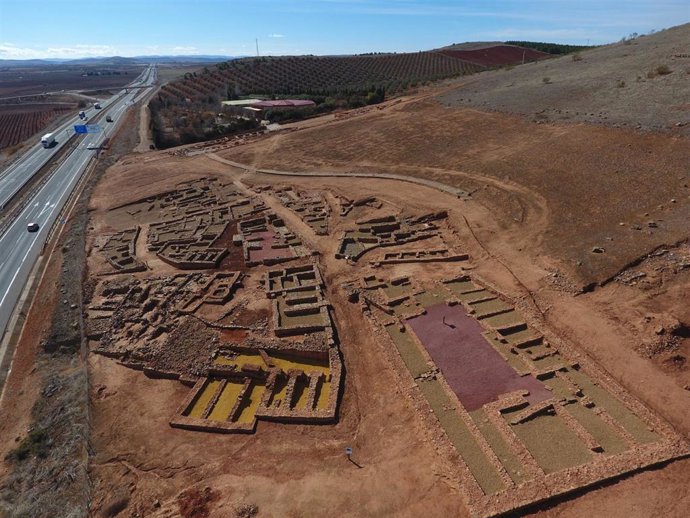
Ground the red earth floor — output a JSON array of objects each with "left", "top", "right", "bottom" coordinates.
[
  {"left": 247, "top": 231, "right": 293, "bottom": 262},
  {"left": 406, "top": 303, "right": 552, "bottom": 411}
]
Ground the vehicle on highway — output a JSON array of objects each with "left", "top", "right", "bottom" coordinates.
[
  {"left": 40, "top": 133, "right": 55, "bottom": 148},
  {"left": 106, "top": 115, "right": 113, "bottom": 122},
  {"left": 94, "top": 102, "right": 101, "bottom": 109},
  {"left": 27, "top": 222, "right": 39, "bottom": 232},
  {"left": 79, "top": 110, "right": 86, "bottom": 119}
]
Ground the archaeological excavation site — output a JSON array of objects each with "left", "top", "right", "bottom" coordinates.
[
  {"left": 2, "top": 15, "right": 690, "bottom": 518},
  {"left": 68, "top": 142, "right": 688, "bottom": 517}
]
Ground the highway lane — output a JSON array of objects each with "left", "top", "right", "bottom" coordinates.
[
  {"left": 0, "top": 64, "right": 156, "bottom": 361},
  {"left": 0, "top": 65, "right": 153, "bottom": 210}
]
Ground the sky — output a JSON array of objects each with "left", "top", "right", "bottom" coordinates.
[{"left": 0, "top": 0, "right": 688, "bottom": 59}]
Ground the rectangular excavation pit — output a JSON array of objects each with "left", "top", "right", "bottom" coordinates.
[
  {"left": 365, "top": 273, "right": 689, "bottom": 517},
  {"left": 406, "top": 303, "right": 553, "bottom": 412},
  {"left": 500, "top": 404, "right": 594, "bottom": 474}
]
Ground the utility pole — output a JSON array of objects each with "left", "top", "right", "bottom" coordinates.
[
  {"left": 522, "top": 49, "right": 526, "bottom": 65},
  {"left": 256, "top": 38, "right": 260, "bottom": 57}
]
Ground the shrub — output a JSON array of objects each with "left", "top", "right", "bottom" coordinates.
[
  {"left": 102, "top": 496, "right": 129, "bottom": 517},
  {"left": 6, "top": 429, "right": 51, "bottom": 461},
  {"left": 572, "top": 53, "right": 582, "bottom": 62},
  {"left": 647, "top": 65, "right": 672, "bottom": 79},
  {"left": 542, "top": 77, "right": 551, "bottom": 84},
  {"left": 616, "top": 79, "right": 626, "bottom": 88}
]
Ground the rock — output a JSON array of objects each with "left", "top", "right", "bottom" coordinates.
[
  {"left": 647, "top": 221, "right": 658, "bottom": 228},
  {"left": 153, "top": 499, "right": 161, "bottom": 508},
  {"left": 591, "top": 247, "right": 605, "bottom": 254},
  {"left": 655, "top": 326, "right": 665, "bottom": 335}
]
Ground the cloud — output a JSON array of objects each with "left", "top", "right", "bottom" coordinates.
[
  {"left": 171, "top": 46, "right": 198, "bottom": 53},
  {"left": 268, "top": 33, "right": 285, "bottom": 38}
]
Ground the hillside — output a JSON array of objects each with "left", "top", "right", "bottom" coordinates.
[
  {"left": 439, "top": 45, "right": 550, "bottom": 67},
  {"left": 439, "top": 24, "right": 690, "bottom": 135},
  {"left": 159, "top": 52, "right": 482, "bottom": 102},
  {"left": 151, "top": 44, "right": 550, "bottom": 148}
]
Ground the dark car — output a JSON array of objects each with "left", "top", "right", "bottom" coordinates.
[{"left": 27, "top": 222, "right": 39, "bottom": 232}]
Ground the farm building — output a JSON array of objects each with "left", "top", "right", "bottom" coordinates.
[
  {"left": 220, "top": 99, "right": 263, "bottom": 106},
  {"left": 250, "top": 100, "right": 315, "bottom": 109},
  {"left": 242, "top": 99, "right": 316, "bottom": 119}
]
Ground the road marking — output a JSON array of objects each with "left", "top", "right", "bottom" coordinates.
[
  {"left": 0, "top": 244, "right": 33, "bottom": 308},
  {"left": 38, "top": 201, "right": 52, "bottom": 218}
]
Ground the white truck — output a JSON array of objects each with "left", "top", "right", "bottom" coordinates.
[{"left": 40, "top": 132, "right": 55, "bottom": 148}]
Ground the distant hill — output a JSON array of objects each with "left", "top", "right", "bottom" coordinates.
[
  {"left": 504, "top": 41, "right": 597, "bottom": 55},
  {"left": 0, "top": 55, "right": 234, "bottom": 68},
  {"left": 440, "top": 45, "right": 550, "bottom": 67},
  {"left": 440, "top": 41, "right": 505, "bottom": 51},
  {"left": 0, "top": 59, "right": 58, "bottom": 67}
]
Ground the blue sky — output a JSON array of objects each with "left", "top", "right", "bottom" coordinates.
[{"left": 0, "top": 0, "right": 688, "bottom": 59}]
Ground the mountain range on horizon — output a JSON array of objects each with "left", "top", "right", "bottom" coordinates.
[{"left": 0, "top": 55, "right": 237, "bottom": 67}]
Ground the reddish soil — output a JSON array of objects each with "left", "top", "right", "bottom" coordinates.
[
  {"left": 213, "top": 222, "right": 249, "bottom": 273},
  {"left": 13, "top": 41, "right": 679, "bottom": 516},
  {"left": 247, "top": 231, "right": 293, "bottom": 262},
  {"left": 440, "top": 46, "right": 550, "bottom": 67},
  {"left": 177, "top": 487, "right": 219, "bottom": 518},
  {"left": 219, "top": 329, "right": 249, "bottom": 343},
  {"left": 0, "top": 65, "right": 142, "bottom": 97},
  {"left": 0, "top": 103, "right": 74, "bottom": 149},
  {"left": 78, "top": 152, "right": 690, "bottom": 517},
  {"left": 218, "top": 100, "right": 690, "bottom": 288},
  {"left": 0, "top": 248, "right": 63, "bottom": 467},
  {"left": 407, "top": 303, "right": 552, "bottom": 410}
]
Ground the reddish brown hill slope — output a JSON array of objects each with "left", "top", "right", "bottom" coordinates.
[{"left": 440, "top": 45, "right": 551, "bottom": 67}]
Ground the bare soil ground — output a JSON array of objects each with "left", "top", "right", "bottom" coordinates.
[
  {"left": 78, "top": 149, "right": 689, "bottom": 517},
  {"left": 217, "top": 99, "right": 690, "bottom": 289},
  {"left": 438, "top": 24, "right": 690, "bottom": 135},
  {"left": 0, "top": 65, "right": 144, "bottom": 98}
]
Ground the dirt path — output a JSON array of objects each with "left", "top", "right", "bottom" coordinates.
[
  {"left": 133, "top": 102, "right": 154, "bottom": 153},
  {"left": 209, "top": 153, "right": 469, "bottom": 198}
]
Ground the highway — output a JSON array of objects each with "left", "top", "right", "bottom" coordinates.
[
  {"left": 0, "top": 64, "right": 156, "bottom": 361},
  {"left": 0, "top": 66, "right": 153, "bottom": 211}
]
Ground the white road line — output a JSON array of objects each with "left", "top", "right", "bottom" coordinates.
[{"left": 0, "top": 245, "right": 33, "bottom": 307}]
